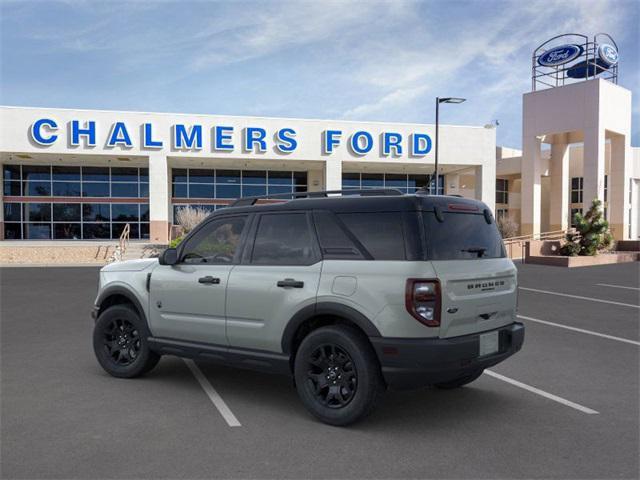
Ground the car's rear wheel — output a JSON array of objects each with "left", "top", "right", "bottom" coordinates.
[
  {"left": 434, "top": 369, "right": 484, "bottom": 389},
  {"left": 294, "top": 325, "right": 384, "bottom": 426},
  {"left": 93, "top": 304, "right": 160, "bottom": 378}
]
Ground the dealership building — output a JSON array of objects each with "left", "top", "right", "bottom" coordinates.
[
  {"left": 0, "top": 34, "right": 638, "bottom": 244},
  {"left": 0, "top": 107, "right": 497, "bottom": 243}
]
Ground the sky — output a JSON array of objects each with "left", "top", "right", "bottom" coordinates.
[{"left": 1, "top": 0, "right": 638, "bottom": 148}]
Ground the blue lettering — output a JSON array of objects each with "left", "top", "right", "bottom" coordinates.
[
  {"left": 143, "top": 123, "right": 163, "bottom": 148},
  {"left": 173, "top": 124, "right": 203, "bottom": 149},
  {"left": 323, "top": 130, "right": 342, "bottom": 154},
  {"left": 275, "top": 128, "right": 297, "bottom": 153},
  {"left": 71, "top": 120, "right": 96, "bottom": 147},
  {"left": 350, "top": 131, "right": 373, "bottom": 155},
  {"left": 214, "top": 126, "right": 234, "bottom": 151},
  {"left": 411, "top": 133, "right": 432, "bottom": 156},
  {"left": 244, "top": 127, "right": 267, "bottom": 152},
  {"left": 30, "top": 118, "right": 58, "bottom": 145},
  {"left": 107, "top": 122, "right": 133, "bottom": 147},
  {"left": 383, "top": 132, "right": 403, "bottom": 156}
]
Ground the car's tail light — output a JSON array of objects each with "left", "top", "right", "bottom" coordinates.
[{"left": 405, "top": 279, "right": 441, "bottom": 327}]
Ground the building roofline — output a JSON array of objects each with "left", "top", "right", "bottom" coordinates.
[{"left": 0, "top": 104, "right": 488, "bottom": 130}]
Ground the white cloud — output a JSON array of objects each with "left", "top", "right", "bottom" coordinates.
[{"left": 2, "top": 0, "right": 636, "bottom": 146}]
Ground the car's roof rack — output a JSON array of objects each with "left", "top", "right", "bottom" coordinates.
[{"left": 229, "top": 188, "right": 404, "bottom": 207}]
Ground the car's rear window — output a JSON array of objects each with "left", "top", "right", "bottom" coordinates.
[{"left": 423, "top": 211, "right": 505, "bottom": 260}]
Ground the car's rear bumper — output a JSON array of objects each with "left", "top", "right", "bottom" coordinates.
[{"left": 370, "top": 322, "right": 524, "bottom": 390}]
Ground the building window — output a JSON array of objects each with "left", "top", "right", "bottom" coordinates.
[
  {"left": 496, "top": 208, "right": 508, "bottom": 220},
  {"left": 571, "top": 177, "right": 583, "bottom": 203},
  {"left": 570, "top": 208, "right": 582, "bottom": 228},
  {"left": 496, "top": 179, "right": 509, "bottom": 204},
  {"left": 170, "top": 168, "right": 307, "bottom": 223},
  {"left": 341, "top": 173, "right": 443, "bottom": 195},
  {"left": 172, "top": 168, "right": 306, "bottom": 200},
  {"left": 604, "top": 175, "right": 608, "bottom": 202},
  {"left": 2, "top": 164, "right": 149, "bottom": 240}
]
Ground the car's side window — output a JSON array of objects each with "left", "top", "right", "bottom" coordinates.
[
  {"left": 337, "top": 212, "right": 406, "bottom": 260},
  {"left": 313, "top": 210, "right": 365, "bottom": 260},
  {"left": 180, "top": 216, "right": 247, "bottom": 264},
  {"left": 251, "top": 213, "right": 318, "bottom": 265}
]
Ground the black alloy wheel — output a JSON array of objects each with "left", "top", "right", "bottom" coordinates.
[
  {"left": 93, "top": 304, "right": 161, "bottom": 378},
  {"left": 102, "top": 318, "right": 141, "bottom": 366},
  {"left": 305, "top": 344, "right": 357, "bottom": 408},
  {"left": 294, "top": 325, "right": 384, "bottom": 426}
]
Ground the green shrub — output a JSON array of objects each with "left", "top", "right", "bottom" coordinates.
[
  {"left": 169, "top": 235, "right": 184, "bottom": 248},
  {"left": 560, "top": 199, "right": 613, "bottom": 256}
]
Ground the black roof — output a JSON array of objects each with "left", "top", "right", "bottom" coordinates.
[{"left": 216, "top": 192, "right": 489, "bottom": 216}]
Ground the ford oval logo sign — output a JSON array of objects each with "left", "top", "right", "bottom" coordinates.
[
  {"left": 598, "top": 44, "right": 618, "bottom": 67},
  {"left": 538, "top": 44, "right": 583, "bottom": 67}
]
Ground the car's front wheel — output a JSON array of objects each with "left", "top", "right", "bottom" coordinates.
[
  {"left": 294, "top": 325, "right": 384, "bottom": 426},
  {"left": 93, "top": 304, "right": 161, "bottom": 378}
]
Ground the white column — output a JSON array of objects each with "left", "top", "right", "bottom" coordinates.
[
  {"left": 474, "top": 163, "right": 495, "bottom": 213},
  {"left": 148, "top": 153, "right": 170, "bottom": 244},
  {"left": 521, "top": 135, "right": 542, "bottom": 236},
  {"left": 445, "top": 173, "right": 460, "bottom": 195},
  {"left": 549, "top": 137, "right": 570, "bottom": 231},
  {"left": 307, "top": 169, "right": 324, "bottom": 192},
  {"left": 582, "top": 126, "right": 606, "bottom": 211},
  {"left": 609, "top": 134, "right": 631, "bottom": 240},
  {"left": 324, "top": 159, "right": 342, "bottom": 191}
]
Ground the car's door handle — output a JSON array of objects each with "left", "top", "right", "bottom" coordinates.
[
  {"left": 198, "top": 276, "right": 221, "bottom": 285},
  {"left": 277, "top": 278, "right": 304, "bottom": 288}
]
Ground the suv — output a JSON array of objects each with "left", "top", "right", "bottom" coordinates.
[{"left": 92, "top": 189, "right": 524, "bottom": 425}]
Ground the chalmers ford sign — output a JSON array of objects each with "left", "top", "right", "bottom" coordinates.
[{"left": 29, "top": 118, "right": 433, "bottom": 157}]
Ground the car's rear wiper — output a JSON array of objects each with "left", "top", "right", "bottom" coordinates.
[{"left": 461, "top": 247, "right": 487, "bottom": 258}]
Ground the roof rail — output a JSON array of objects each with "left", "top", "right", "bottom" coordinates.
[{"left": 229, "top": 188, "right": 404, "bottom": 207}]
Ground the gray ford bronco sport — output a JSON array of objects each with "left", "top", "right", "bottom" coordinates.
[{"left": 92, "top": 189, "right": 524, "bottom": 425}]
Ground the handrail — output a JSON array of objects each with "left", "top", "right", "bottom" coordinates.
[
  {"left": 503, "top": 228, "right": 573, "bottom": 244},
  {"left": 118, "top": 223, "right": 131, "bottom": 258}
]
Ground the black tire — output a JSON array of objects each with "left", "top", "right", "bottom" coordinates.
[
  {"left": 93, "top": 304, "right": 161, "bottom": 378},
  {"left": 294, "top": 325, "right": 384, "bottom": 426},
  {"left": 434, "top": 369, "right": 484, "bottom": 389}
]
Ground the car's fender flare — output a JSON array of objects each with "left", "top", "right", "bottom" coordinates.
[
  {"left": 281, "top": 302, "right": 381, "bottom": 354},
  {"left": 95, "top": 284, "right": 148, "bottom": 326}
]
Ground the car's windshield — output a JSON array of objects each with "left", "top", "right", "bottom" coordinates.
[{"left": 423, "top": 211, "right": 505, "bottom": 260}]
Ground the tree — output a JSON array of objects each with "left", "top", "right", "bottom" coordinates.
[
  {"left": 175, "top": 206, "right": 209, "bottom": 233},
  {"left": 560, "top": 199, "right": 613, "bottom": 256},
  {"left": 497, "top": 215, "right": 519, "bottom": 239},
  {"left": 170, "top": 206, "right": 211, "bottom": 247}
]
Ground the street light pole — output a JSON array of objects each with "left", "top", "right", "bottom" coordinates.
[
  {"left": 433, "top": 96, "right": 466, "bottom": 195},
  {"left": 434, "top": 97, "right": 440, "bottom": 195}
]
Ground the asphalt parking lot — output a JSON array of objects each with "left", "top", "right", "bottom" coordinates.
[{"left": 1, "top": 262, "right": 638, "bottom": 479}]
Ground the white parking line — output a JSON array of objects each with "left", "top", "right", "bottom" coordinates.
[
  {"left": 519, "top": 287, "right": 640, "bottom": 309},
  {"left": 484, "top": 370, "right": 599, "bottom": 415},
  {"left": 184, "top": 359, "right": 241, "bottom": 427},
  {"left": 518, "top": 314, "right": 640, "bottom": 346},
  {"left": 596, "top": 283, "right": 640, "bottom": 291}
]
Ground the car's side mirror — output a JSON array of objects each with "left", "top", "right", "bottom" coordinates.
[{"left": 159, "top": 247, "right": 178, "bottom": 265}]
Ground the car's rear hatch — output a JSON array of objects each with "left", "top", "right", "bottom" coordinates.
[
  {"left": 422, "top": 205, "right": 517, "bottom": 338},
  {"left": 431, "top": 258, "right": 517, "bottom": 338}
]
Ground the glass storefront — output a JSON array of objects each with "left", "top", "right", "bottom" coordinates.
[
  {"left": 3, "top": 165, "right": 149, "bottom": 240},
  {"left": 171, "top": 168, "right": 307, "bottom": 222},
  {"left": 342, "top": 172, "right": 444, "bottom": 194}
]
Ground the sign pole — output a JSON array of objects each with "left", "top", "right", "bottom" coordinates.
[{"left": 434, "top": 97, "right": 439, "bottom": 195}]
